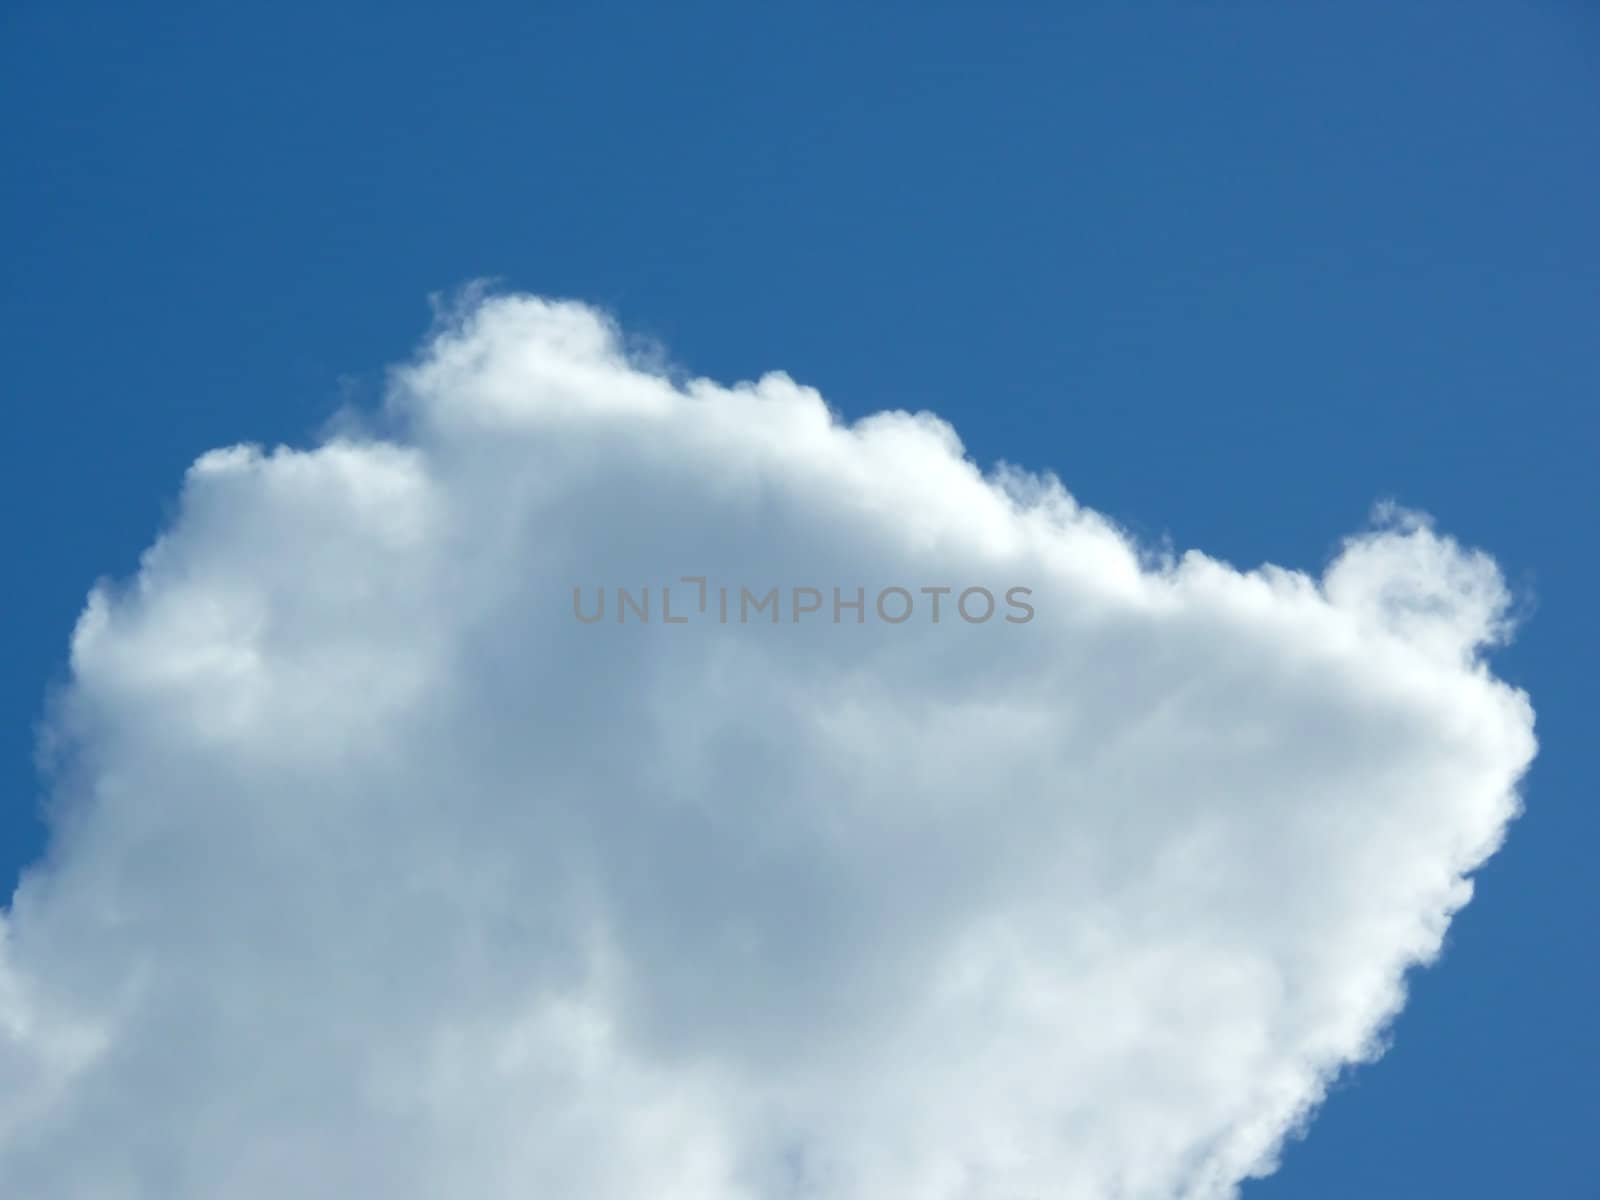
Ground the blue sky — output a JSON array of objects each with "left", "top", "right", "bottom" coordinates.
[{"left": 2, "top": 2, "right": 1596, "bottom": 1194}]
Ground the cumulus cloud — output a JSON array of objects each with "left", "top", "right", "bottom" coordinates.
[{"left": 0, "top": 293, "right": 1535, "bottom": 1198}]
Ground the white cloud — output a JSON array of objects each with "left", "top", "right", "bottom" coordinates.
[{"left": 0, "top": 293, "right": 1535, "bottom": 1198}]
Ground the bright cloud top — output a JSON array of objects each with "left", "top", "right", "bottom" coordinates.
[{"left": 0, "top": 294, "right": 1535, "bottom": 1199}]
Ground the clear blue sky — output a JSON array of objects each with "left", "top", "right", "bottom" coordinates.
[{"left": 2, "top": 2, "right": 1595, "bottom": 1193}]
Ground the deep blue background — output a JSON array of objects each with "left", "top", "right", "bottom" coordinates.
[{"left": 3, "top": 2, "right": 1596, "bottom": 1193}]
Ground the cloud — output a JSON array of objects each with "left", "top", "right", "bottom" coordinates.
[{"left": 0, "top": 293, "right": 1535, "bottom": 1198}]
